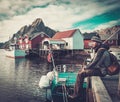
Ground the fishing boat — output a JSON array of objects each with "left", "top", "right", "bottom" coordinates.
[
  {"left": 39, "top": 64, "right": 88, "bottom": 102},
  {"left": 5, "top": 44, "right": 27, "bottom": 58},
  {"left": 5, "top": 35, "right": 30, "bottom": 58}
]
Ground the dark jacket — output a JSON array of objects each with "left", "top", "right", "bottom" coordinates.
[{"left": 86, "top": 44, "right": 111, "bottom": 75}]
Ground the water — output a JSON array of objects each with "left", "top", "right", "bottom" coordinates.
[{"left": 0, "top": 49, "right": 52, "bottom": 102}]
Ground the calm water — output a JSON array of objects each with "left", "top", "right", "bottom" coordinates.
[{"left": 0, "top": 49, "right": 52, "bottom": 102}]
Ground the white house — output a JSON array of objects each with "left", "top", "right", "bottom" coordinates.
[
  {"left": 52, "top": 29, "right": 84, "bottom": 50},
  {"left": 42, "top": 29, "right": 84, "bottom": 50}
]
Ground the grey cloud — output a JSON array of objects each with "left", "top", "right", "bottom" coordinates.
[
  {"left": 0, "top": 0, "right": 120, "bottom": 23},
  {"left": 0, "top": 0, "right": 53, "bottom": 21}
]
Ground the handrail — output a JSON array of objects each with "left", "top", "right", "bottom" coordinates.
[{"left": 91, "top": 76, "right": 112, "bottom": 102}]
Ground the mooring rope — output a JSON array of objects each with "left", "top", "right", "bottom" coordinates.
[{"left": 62, "top": 84, "right": 68, "bottom": 102}]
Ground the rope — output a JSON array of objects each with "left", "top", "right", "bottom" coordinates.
[
  {"left": 64, "top": 84, "right": 68, "bottom": 102},
  {"left": 62, "top": 84, "right": 68, "bottom": 102},
  {"left": 62, "top": 84, "right": 66, "bottom": 102},
  {"left": 51, "top": 50, "right": 56, "bottom": 69}
]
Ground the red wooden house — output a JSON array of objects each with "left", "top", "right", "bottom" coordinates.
[
  {"left": 83, "top": 33, "right": 96, "bottom": 49},
  {"left": 99, "top": 33, "right": 118, "bottom": 46},
  {"left": 30, "top": 32, "right": 50, "bottom": 49},
  {"left": 83, "top": 32, "right": 119, "bottom": 49}
]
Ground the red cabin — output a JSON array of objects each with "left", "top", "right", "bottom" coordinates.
[{"left": 30, "top": 32, "right": 50, "bottom": 49}]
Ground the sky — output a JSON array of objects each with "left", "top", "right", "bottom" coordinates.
[{"left": 0, "top": 0, "right": 120, "bottom": 42}]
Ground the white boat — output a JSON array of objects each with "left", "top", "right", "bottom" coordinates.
[
  {"left": 5, "top": 49, "right": 26, "bottom": 58},
  {"left": 5, "top": 44, "right": 26, "bottom": 58}
]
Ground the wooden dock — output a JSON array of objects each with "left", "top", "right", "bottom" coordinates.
[
  {"left": 88, "top": 74, "right": 120, "bottom": 102},
  {"left": 91, "top": 76, "right": 112, "bottom": 102}
]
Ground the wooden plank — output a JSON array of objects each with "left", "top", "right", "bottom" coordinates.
[{"left": 91, "top": 76, "right": 112, "bottom": 102}]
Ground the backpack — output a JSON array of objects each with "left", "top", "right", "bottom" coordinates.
[{"left": 107, "top": 52, "right": 120, "bottom": 75}]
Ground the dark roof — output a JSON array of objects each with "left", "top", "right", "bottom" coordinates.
[
  {"left": 30, "top": 32, "right": 50, "bottom": 40},
  {"left": 83, "top": 32, "right": 97, "bottom": 40}
]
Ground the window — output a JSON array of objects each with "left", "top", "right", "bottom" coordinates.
[{"left": 66, "top": 42, "right": 68, "bottom": 46}]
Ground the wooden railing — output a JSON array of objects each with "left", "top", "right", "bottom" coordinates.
[{"left": 91, "top": 76, "right": 112, "bottom": 102}]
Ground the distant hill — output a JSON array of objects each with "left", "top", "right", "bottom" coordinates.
[
  {"left": 0, "top": 43, "right": 4, "bottom": 48},
  {"left": 83, "top": 25, "right": 120, "bottom": 42},
  {"left": 96, "top": 25, "right": 120, "bottom": 36}
]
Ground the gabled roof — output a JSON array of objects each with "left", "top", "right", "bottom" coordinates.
[
  {"left": 30, "top": 32, "right": 50, "bottom": 40},
  {"left": 52, "top": 29, "right": 77, "bottom": 39}
]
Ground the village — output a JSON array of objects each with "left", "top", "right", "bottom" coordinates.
[{"left": 8, "top": 28, "right": 120, "bottom": 60}]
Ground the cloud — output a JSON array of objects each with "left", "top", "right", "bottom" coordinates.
[
  {"left": 0, "top": 0, "right": 54, "bottom": 21},
  {"left": 94, "top": 19, "right": 120, "bottom": 30},
  {"left": 0, "top": 5, "right": 76, "bottom": 42},
  {"left": 0, "top": 0, "right": 120, "bottom": 42}
]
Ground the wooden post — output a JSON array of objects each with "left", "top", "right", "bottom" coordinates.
[{"left": 118, "top": 71, "right": 120, "bottom": 98}]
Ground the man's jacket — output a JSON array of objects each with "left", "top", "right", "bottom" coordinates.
[{"left": 86, "top": 46, "right": 111, "bottom": 75}]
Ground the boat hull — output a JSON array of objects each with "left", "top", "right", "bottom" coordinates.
[{"left": 5, "top": 49, "right": 26, "bottom": 58}]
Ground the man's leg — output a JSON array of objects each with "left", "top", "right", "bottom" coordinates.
[{"left": 72, "top": 68, "right": 103, "bottom": 98}]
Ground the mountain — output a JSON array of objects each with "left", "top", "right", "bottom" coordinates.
[
  {"left": 3, "top": 18, "right": 57, "bottom": 48},
  {"left": 96, "top": 25, "right": 120, "bottom": 36},
  {"left": 0, "top": 43, "right": 4, "bottom": 48},
  {"left": 15, "top": 18, "right": 56, "bottom": 37},
  {"left": 83, "top": 25, "right": 120, "bottom": 38},
  {"left": 83, "top": 25, "right": 120, "bottom": 46}
]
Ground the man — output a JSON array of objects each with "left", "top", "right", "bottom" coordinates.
[{"left": 69, "top": 36, "right": 111, "bottom": 102}]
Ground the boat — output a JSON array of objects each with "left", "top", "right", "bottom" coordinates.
[
  {"left": 5, "top": 44, "right": 27, "bottom": 58},
  {"left": 4, "top": 35, "right": 30, "bottom": 58},
  {"left": 39, "top": 64, "right": 88, "bottom": 102}
]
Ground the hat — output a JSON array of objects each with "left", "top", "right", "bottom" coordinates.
[{"left": 91, "top": 36, "right": 102, "bottom": 43}]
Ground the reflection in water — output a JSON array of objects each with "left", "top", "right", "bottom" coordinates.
[
  {"left": 0, "top": 49, "right": 83, "bottom": 102},
  {"left": 0, "top": 50, "right": 50, "bottom": 102}
]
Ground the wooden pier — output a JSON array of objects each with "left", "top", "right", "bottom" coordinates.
[
  {"left": 27, "top": 49, "right": 86, "bottom": 59},
  {"left": 91, "top": 76, "right": 112, "bottom": 102},
  {"left": 86, "top": 74, "right": 120, "bottom": 102}
]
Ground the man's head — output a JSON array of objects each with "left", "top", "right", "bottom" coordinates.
[{"left": 90, "top": 36, "right": 102, "bottom": 49}]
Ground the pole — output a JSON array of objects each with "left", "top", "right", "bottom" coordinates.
[
  {"left": 102, "top": 29, "right": 120, "bottom": 44},
  {"left": 48, "top": 46, "right": 56, "bottom": 70},
  {"left": 51, "top": 50, "right": 56, "bottom": 69},
  {"left": 118, "top": 70, "right": 120, "bottom": 98}
]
